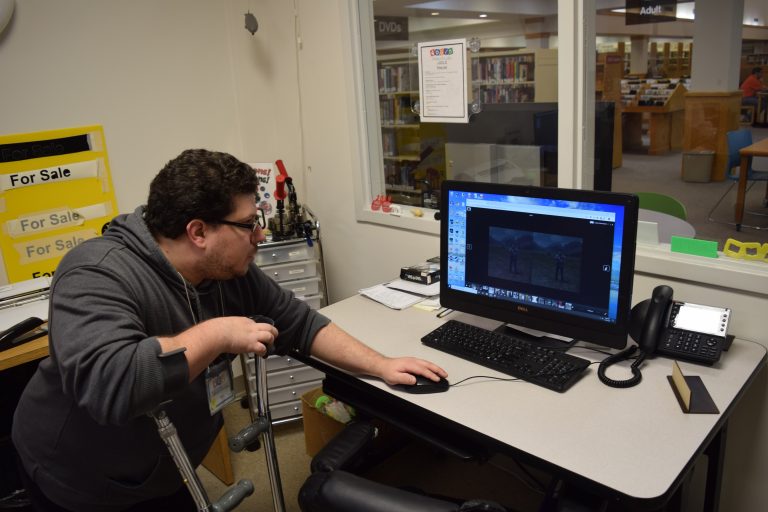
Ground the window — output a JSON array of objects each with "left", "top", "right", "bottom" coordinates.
[{"left": 349, "top": 1, "right": 593, "bottom": 233}]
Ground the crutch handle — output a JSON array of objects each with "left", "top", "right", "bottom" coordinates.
[
  {"left": 229, "top": 417, "right": 269, "bottom": 452},
  {"left": 211, "top": 479, "right": 254, "bottom": 512}
]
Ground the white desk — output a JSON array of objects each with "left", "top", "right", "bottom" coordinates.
[{"left": 306, "top": 295, "right": 766, "bottom": 510}]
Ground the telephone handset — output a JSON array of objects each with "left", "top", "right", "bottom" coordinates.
[
  {"left": 637, "top": 285, "right": 674, "bottom": 356},
  {"left": 598, "top": 285, "right": 731, "bottom": 388},
  {"left": 0, "top": 316, "right": 47, "bottom": 352}
]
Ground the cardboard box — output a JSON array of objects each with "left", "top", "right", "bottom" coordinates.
[
  {"left": 301, "top": 388, "right": 346, "bottom": 457},
  {"left": 399, "top": 261, "right": 440, "bottom": 284}
]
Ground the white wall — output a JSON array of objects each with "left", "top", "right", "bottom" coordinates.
[
  {"left": 295, "top": 0, "right": 439, "bottom": 302},
  {"left": 0, "top": 0, "right": 304, "bottom": 212}
]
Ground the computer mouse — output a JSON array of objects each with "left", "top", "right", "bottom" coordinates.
[{"left": 393, "top": 375, "right": 450, "bottom": 394}]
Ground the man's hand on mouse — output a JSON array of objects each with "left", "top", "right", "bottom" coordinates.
[{"left": 377, "top": 357, "right": 447, "bottom": 386}]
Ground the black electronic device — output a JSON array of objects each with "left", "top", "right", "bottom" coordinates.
[
  {"left": 439, "top": 180, "right": 638, "bottom": 352},
  {"left": 629, "top": 285, "right": 731, "bottom": 366},
  {"left": 392, "top": 375, "right": 450, "bottom": 394},
  {"left": 422, "top": 320, "right": 591, "bottom": 392},
  {"left": 0, "top": 316, "right": 47, "bottom": 352}
]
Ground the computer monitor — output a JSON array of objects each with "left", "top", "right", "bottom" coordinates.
[{"left": 440, "top": 180, "right": 638, "bottom": 350}]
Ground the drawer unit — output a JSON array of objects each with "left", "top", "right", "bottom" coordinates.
[
  {"left": 255, "top": 243, "right": 317, "bottom": 267},
  {"left": 281, "top": 277, "right": 321, "bottom": 297},
  {"left": 267, "top": 364, "right": 324, "bottom": 388},
  {"left": 269, "top": 400, "right": 303, "bottom": 421},
  {"left": 256, "top": 229, "right": 328, "bottom": 422},
  {"left": 264, "top": 260, "right": 318, "bottom": 283},
  {"left": 268, "top": 379, "right": 322, "bottom": 405},
  {"left": 266, "top": 355, "right": 307, "bottom": 371},
  {"left": 301, "top": 294, "right": 323, "bottom": 310}
]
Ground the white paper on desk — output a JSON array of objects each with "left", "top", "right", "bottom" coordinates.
[
  {"left": 359, "top": 284, "right": 424, "bottom": 310},
  {"left": 385, "top": 279, "right": 440, "bottom": 297}
]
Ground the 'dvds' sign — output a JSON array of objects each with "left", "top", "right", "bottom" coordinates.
[
  {"left": 374, "top": 16, "right": 408, "bottom": 41},
  {"left": 625, "top": 0, "right": 677, "bottom": 25}
]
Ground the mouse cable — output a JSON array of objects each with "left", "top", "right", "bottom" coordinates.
[{"left": 448, "top": 375, "right": 524, "bottom": 386}]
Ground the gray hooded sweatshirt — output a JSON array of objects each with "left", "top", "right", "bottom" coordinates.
[{"left": 12, "top": 206, "right": 330, "bottom": 511}]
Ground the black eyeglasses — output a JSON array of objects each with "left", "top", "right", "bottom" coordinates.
[{"left": 216, "top": 210, "right": 266, "bottom": 233}]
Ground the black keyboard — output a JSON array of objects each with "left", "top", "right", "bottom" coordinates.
[{"left": 421, "top": 320, "right": 591, "bottom": 392}]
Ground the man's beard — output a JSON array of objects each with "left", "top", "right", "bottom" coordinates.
[{"left": 202, "top": 250, "right": 251, "bottom": 281}]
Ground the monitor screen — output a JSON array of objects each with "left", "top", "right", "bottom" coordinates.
[{"left": 440, "top": 180, "right": 638, "bottom": 350}]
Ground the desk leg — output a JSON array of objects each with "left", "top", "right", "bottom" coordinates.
[
  {"left": 735, "top": 155, "right": 749, "bottom": 230},
  {"left": 703, "top": 424, "right": 727, "bottom": 512}
]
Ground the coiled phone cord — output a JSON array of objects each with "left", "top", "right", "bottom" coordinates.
[{"left": 597, "top": 345, "right": 647, "bottom": 388}]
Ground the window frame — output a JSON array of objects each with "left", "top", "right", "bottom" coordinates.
[{"left": 346, "top": 0, "right": 595, "bottom": 234}]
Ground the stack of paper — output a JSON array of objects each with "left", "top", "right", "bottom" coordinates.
[{"left": 359, "top": 279, "right": 439, "bottom": 310}]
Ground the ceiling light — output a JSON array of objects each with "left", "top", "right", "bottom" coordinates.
[
  {"left": 431, "top": 12, "right": 439, "bottom": 16},
  {"left": 479, "top": 14, "right": 488, "bottom": 18}
]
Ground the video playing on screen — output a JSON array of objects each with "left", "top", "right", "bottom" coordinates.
[{"left": 442, "top": 181, "right": 638, "bottom": 349}]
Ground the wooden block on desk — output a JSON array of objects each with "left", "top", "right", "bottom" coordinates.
[{"left": 0, "top": 336, "right": 49, "bottom": 372}]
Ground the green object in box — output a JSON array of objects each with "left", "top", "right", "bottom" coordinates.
[{"left": 670, "top": 236, "right": 718, "bottom": 258}]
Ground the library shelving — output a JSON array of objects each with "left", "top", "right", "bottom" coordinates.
[
  {"left": 740, "top": 41, "right": 768, "bottom": 85},
  {"left": 375, "top": 48, "right": 557, "bottom": 204},
  {"left": 649, "top": 42, "right": 692, "bottom": 79},
  {"left": 470, "top": 48, "right": 557, "bottom": 105},
  {"left": 621, "top": 78, "right": 688, "bottom": 155}
]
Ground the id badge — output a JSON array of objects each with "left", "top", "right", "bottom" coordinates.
[{"left": 205, "top": 359, "right": 236, "bottom": 415}]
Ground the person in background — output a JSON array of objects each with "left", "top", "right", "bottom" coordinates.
[
  {"left": 12, "top": 149, "right": 447, "bottom": 512},
  {"left": 741, "top": 66, "right": 767, "bottom": 117}
]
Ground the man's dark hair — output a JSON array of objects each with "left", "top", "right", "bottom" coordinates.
[
  {"left": 753, "top": 67, "right": 763, "bottom": 75},
  {"left": 145, "top": 149, "right": 258, "bottom": 238}
]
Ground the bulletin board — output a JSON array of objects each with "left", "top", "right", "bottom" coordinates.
[{"left": 0, "top": 125, "right": 118, "bottom": 284}]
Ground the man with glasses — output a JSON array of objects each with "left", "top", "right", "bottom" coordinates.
[{"left": 12, "top": 149, "right": 447, "bottom": 512}]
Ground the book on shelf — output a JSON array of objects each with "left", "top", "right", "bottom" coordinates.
[{"left": 400, "top": 261, "right": 440, "bottom": 285}]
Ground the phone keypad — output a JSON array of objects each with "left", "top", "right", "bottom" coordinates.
[{"left": 657, "top": 328, "right": 724, "bottom": 365}]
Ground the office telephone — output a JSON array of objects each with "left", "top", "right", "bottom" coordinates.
[
  {"left": 0, "top": 316, "right": 47, "bottom": 352},
  {"left": 598, "top": 285, "right": 731, "bottom": 388},
  {"left": 630, "top": 285, "right": 731, "bottom": 366}
]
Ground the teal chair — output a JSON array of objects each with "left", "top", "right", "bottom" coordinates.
[{"left": 636, "top": 192, "right": 687, "bottom": 220}]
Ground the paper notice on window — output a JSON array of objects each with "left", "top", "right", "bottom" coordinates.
[{"left": 418, "top": 38, "right": 468, "bottom": 124}]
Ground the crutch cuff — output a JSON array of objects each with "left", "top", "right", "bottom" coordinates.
[{"left": 158, "top": 346, "right": 189, "bottom": 397}]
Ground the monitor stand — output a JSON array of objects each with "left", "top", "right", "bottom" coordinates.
[{"left": 494, "top": 323, "right": 575, "bottom": 350}]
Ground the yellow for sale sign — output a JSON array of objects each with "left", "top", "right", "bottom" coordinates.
[{"left": 0, "top": 125, "right": 118, "bottom": 284}]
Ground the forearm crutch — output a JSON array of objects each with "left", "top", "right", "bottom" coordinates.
[
  {"left": 150, "top": 408, "right": 254, "bottom": 512},
  {"left": 229, "top": 353, "right": 286, "bottom": 512}
]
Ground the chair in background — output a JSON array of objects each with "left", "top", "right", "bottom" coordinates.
[
  {"left": 740, "top": 105, "right": 756, "bottom": 126},
  {"left": 635, "top": 192, "right": 687, "bottom": 220},
  {"left": 707, "top": 129, "right": 768, "bottom": 230}
]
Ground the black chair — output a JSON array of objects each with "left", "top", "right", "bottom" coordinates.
[
  {"left": 298, "top": 420, "right": 508, "bottom": 512},
  {"left": 298, "top": 419, "right": 610, "bottom": 512}
]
